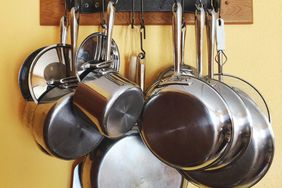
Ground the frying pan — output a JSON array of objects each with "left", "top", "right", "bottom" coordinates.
[
  {"left": 80, "top": 133, "right": 187, "bottom": 188},
  {"left": 181, "top": 88, "right": 274, "bottom": 187},
  {"left": 73, "top": 1, "right": 144, "bottom": 139},
  {"left": 30, "top": 7, "right": 103, "bottom": 160},
  {"left": 141, "top": 2, "right": 232, "bottom": 171},
  {"left": 181, "top": 17, "right": 274, "bottom": 187},
  {"left": 201, "top": 8, "right": 252, "bottom": 169}
]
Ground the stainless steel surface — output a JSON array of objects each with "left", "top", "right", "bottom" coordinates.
[
  {"left": 32, "top": 91, "right": 103, "bottom": 160},
  {"left": 182, "top": 90, "right": 274, "bottom": 188},
  {"left": 73, "top": 73, "right": 144, "bottom": 138},
  {"left": 214, "top": 74, "right": 271, "bottom": 123},
  {"left": 19, "top": 47, "right": 45, "bottom": 101},
  {"left": 198, "top": 8, "right": 252, "bottom": 169},
  {"left": 136, "top": 53, "right": 146, "bottom": 91},
  {"left": 81, "top": 134, "right": 186, "bottom": 188},
  {"left": 70, "top": 7, "right": 80, "bottom": 77},
  {"left": 73, "top": 1, "right": 144, "bottom": 139},
  {"left": 106, "top": 1, "right": 115, "bottom": 62},
  {"left": 195, "top": 2, "right": 205, "bottom": 78},
  {"left": 28, "top": 44, "right": 72, "bottom": 103},
  {"left": 201, "top": 79, "right": 252, "bottom": 169},
  {"left": 206, "top": 8, "right": 217, "bottom": 79},
  {"left": 76, "top": 33, "right": 120, "bottom": 76},
  {"left": 172, "top": 2, "right": 182, "bottom": 75},
  {"left": 72, "top": 163, "right": 82, "bottom": 188},
  {"left": 60, "top": 15, "right": 68, "bottom": 45},
  {"left": 141, "top": 2, "right": 232, "bottom": 171}
]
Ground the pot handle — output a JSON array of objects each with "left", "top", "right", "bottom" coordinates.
[
  {"left": 106, "top": 1, "right": 116, "bottom": 62},
  {"left": 70, "top": 7, "right": 80, "bottom": 77},
  {"left": 206, "top": 8, "right": 217, "bottom": 79},
  {"left": 172, "top": 1, "right": 182, "bottom": 75},
  {"left": 195, "top": 2, "right": 205, "bottom": 78},
  {"left": 60, "top": 15, "right": 68, "bottom": 45}
]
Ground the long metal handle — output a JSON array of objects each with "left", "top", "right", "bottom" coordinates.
[
  {"left": 172, "top": 2, "right": 182, "bottom": 75},
  {"left": 206, "top": 9, "right": 217, "bottom": 79},
  {"left": 70, "top": 7, "right": 80, "bottom": 77},
  {"left": 106, "top": 1, "right": 116, "bottom": 62},
  {"left": 136, "top": 53, "right": 146, "bottom": 91},
  {"left": 60, "top": 16, "right": 68, "bottom": 45},
  {"left": 195, "top": 3, "right": 205, "bottom": 78},
  {"left": 181, "top": 23, "right": 186, "bottom": 65}
]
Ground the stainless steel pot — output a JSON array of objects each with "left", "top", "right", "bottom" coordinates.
[
  {"left": 73, "top": 1, "right": 144, "bottom": 139},
  {"left": 80, "top": 133, "right": 187, "bottom": 188},
  {"left": 141, "top": 2, "right": 232, "bottom": 171},
  {"left": 25, "top": 7, "right": 103, "bottom": 159}
]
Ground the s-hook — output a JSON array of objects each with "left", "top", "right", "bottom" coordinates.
[{"left": 140, "top": 0, "right": 146, "bottom": 59}]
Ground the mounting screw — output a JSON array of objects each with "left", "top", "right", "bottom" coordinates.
[
  {"left": 84, "top": 3, "right": 90, "bottom": 8},
  {"left": 95, "top": 1, "right": 100, "bottom": 8}
]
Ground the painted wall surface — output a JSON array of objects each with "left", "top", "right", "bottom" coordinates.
[{"left": 0, "top": 0, "right": 281, "bottom": 187}]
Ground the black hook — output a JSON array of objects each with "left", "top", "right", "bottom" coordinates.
[
  {"left": 140, "top": 0, "right": 146, "bottom": 58},
  {"left": 131, "top": 0, "right": 135, "bottom": 29}
]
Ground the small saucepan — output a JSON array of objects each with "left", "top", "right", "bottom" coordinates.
[{"left": 73, "top": 1, "right": 144, "bottom": 139}]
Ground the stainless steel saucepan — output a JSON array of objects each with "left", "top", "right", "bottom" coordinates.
[
  {"left": 29, "top": 7, "right": 103, "bottom": 160},
  {"left": 141, "top": 2, "right": 232, "bottom": 171},
  {"left": 73, "top": 1, "right": 144, "bottom": 139}
]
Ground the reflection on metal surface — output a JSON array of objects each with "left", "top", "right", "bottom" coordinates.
[
  {"left": 32, "top": 92, "right": 103, "bottom": 160},
  {"left": 81, "top": 134, "right": 185, "bottom": 188},
  {"left": 77, "top": 33, "right": 120, "bottom": 75},
  {"left": 183, "top": 91, "right": 274, "bottom": 188},
  {"left": 28, "top": 44, "right": 74, "bottom": 103}
]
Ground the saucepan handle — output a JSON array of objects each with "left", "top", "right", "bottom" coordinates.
[{"left": 106, "top": 1, "right": 116, "bottom": 62}]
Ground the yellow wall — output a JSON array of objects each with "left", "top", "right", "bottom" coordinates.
[{"left": 0, "top": 0, "right": 281, "bottom": 187}]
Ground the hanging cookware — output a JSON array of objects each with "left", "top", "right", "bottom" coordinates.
[
  {"left": 76, "top": 0, "right": 120, "bottom": 78},
  {"left": 181, "top": 17, "right": 274, "bottom": 188},
  {"left": 182, "top": 89, "right": 274, "bottom": 188},
  {"left": 31, "top": 7, "right": 103, "bottom": 160},
  {"left": 157, "top": 20, "right": 196, "bottom": 80},
  {"left": 141, "top": 2, "right": 232, "bottom": 171},
  {"left": 202, "top": 8, "right": 251, "bottom": 169},
  {"left": 80, "top": 133, "right": 187, "bottom": 188},
  {"left": 73, "top": 1, "right": 144, "bottom": 139}
]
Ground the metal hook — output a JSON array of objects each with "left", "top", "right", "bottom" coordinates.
[
  {"left": 139, "top": 0, "right": 146, "bottom": 58},
  {"left": 131, "top": 0, "right": 135, "bottom": 29}
]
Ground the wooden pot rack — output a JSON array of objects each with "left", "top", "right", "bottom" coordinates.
[{"left": 40, "top": 0, "right": 253, "bottom": 25}]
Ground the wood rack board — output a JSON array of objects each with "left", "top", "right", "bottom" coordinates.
[{"left": 40, "top": 0, "right": 253, "bottom": 25}]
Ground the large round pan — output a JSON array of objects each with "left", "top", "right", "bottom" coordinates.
[
  {"left": 200, "top": 9, "right": 252, "bottom": 169},
  {"left": 80, "top": 133, "right": 186, "bottom": 188},
  {"left": 181, "top": 87, "right": 274, "bottom": 187},
  {"left": 141, "top": 2, "right": 232, "bottom": 171}
]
